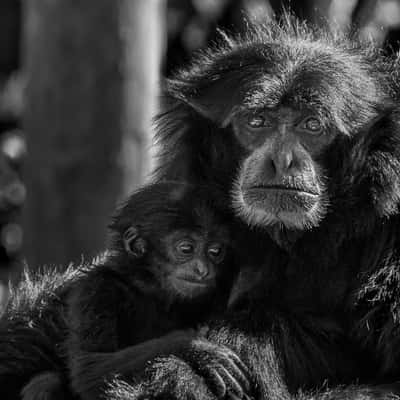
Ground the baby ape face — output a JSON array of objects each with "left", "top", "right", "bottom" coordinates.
[
  {"left": 124, "top": 226, "right": 228, "bottom": 299},
  {"left": 116, "top": 182, "right": 232, "bottom": 301},
  {"left": 159, "top": 229, "right": 227, "bottom": 298}
]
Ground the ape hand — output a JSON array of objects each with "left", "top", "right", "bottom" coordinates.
[{"left": 180, "top": 338, "right": 252, "bottom": 399}]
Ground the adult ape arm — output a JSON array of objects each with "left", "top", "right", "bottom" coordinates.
[{"left": 126, "top": 311, "right": 400, "bottom": 400}]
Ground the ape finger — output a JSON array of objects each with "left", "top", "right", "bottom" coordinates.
[
  {"left": 205, "top": 366, "right": 228, "bottom": 398},
  {"left": 215, "top": 351, "right": 251, "bottom": 394},
  {"left": 218, "top": 368, "right": 244, "bottom": 399}
]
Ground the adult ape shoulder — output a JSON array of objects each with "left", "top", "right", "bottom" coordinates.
[
  {"left": 113, "top": 20, "right": 400, "bottom": 400},
  {"left": 0, "top": 182, "right": 247, "bottom": 400}
]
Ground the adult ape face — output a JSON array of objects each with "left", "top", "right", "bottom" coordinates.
[
  {"left": 156, "top": 23, "right": 398, "bottom": 238},
  {"left": 231, "top": 106, "right": 329, "bottom": 230}
]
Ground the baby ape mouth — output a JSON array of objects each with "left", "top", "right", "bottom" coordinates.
[
  {"left": 177, "top": 277, "right": 213, "bottom": 285},
  {"left": 171, "top": 276, "right": 216, "bottom": 298}
]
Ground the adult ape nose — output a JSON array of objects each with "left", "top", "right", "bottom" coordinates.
[
  {"left": 263, "top": 145, "right": 303, "bottom": 179},
  {"left": 272, "top": 149, "right": 294, "bottom": 175}
]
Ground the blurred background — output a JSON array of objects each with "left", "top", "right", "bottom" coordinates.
[{"left": 0, "top": 0, "right": 399, "bottom": 308}]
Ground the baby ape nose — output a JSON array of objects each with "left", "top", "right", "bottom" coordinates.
[{"left": 194, "top": 262, "right": 209, "bottom": 279}]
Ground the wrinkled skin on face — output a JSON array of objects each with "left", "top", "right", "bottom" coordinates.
[{"left": 231, "top": 107, "right": 333, "bottom": 231}]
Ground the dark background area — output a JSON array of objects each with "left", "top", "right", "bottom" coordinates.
[{"left": 0, "top": 0, "right": 399, "bottom": 307}]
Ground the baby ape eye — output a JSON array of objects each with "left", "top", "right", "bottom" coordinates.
[
  {"left": 247, "top": 114, "right": 266, "bottom": 129},
  {"left": 207, "top": 244, "right": 225, "bottom": 262},
  {"left": 301, "top": 117, "right": 323, "bottom": 134},
  {"left": 176, "top": 240, "right": 195, "bottom": 255}
]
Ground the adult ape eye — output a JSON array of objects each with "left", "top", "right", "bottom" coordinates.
[
  {"left": 301, "top": 117, "right": 323, "bottom": 134},
  {"left": 176, "top": 240, "right": 195, "bottom": 256},
  {"left": 207, "top": 244, "right": 225, "bottom": 263},
  {"left": 247, "top": 114, "right": 266, "bottom": 129}
]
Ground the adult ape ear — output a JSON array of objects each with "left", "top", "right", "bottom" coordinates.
[
  {"left": 359, "top": 112, "right": 400, "bottom": 218},
  {"left": 123, "top": 227, "right": 147, "bottom": 258},
  {"left": 166, "top": 77, "right": 243, "bottom": 126},
  {"left": 165, "top": 49, "right": 253, "bottom": 126}
]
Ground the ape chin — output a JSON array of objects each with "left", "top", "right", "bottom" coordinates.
[
  {"left": 233, "top": 185, "right": 327, "bottom": 230},
  {"left": 232, "top": 162, "right": 328, "bottom": 233}
]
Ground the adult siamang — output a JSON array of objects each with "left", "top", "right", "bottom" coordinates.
[{"left": 106, "top": 19, "right": 400, "bottom": 400}]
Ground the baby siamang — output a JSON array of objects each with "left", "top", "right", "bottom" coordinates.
[
  {"left": 113, "top": 17, "right": 400, "bottom": 400},
  {"left": 0, "top": 182, "right": 246, "bottom": 400},
  {"left": 66, "top": 182, "right": 248, "bottom": 400}
]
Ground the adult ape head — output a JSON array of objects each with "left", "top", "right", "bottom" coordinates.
[{"left": 155, "top": 21, "right": 399, "bottom": 245}]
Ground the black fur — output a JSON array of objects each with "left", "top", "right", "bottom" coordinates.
[
  {"left": 66, "top": 182, "right": 242, "bottom": 400},
  {"left": 0, "top": 182, "right": 241, "bottom": 400},
  {"left": 0, "top": 265, "right": 84, "bottom": 399},
  {"left": 107, "top": 19, "right": 400, "bottom": 400}
]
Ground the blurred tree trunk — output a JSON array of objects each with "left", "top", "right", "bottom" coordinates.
[
  {"left": 119, "top": 0, "right": 165, "bottom": 196},
  {"left": 22, "top": 0, "right": 164, "bottom": 267}
]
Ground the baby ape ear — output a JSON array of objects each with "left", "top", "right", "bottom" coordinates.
[{"left": 123, "top": 227, "right": 147, "bottom": 258}]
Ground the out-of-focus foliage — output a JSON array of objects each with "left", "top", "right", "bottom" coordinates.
[
  {"left": 0, "top": 0, "right": 24, "bottom": 305},
  {"left": 165, "top": 0, "right": 400, "bottom": 75}
]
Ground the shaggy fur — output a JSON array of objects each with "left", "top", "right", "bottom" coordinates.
[
  {"left": 105, "top": 18, "right": 400, "bottom": 400},
  {"left": 0, "top": 183, "right": 241, "bottom": 400},
  {"left": 0, "top": 265, "right": 84, "bottom": 399},
  {"left": 3, "top": 18, "right": 400, "bottom": 400},
  {"left": 66, "top": 183, "right": 240, "bottom": 400}
]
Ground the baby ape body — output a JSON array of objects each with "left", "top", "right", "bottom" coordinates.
[
  {"left": 0, "top": 182, "right": 245, "bottom": 400},
  {"left": 66, "top": 182, "right": 241, "bottom": 400}
]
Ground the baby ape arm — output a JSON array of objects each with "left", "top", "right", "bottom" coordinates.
[
  {"left": 69, "top": 331, "right": 196, "bottom": 400},
  {"left": 67, "top": 270, "right": 195, "bottom": 400}
]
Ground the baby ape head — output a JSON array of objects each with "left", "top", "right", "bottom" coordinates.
[
  {"left": 109, "top": 182, "right": 233, "bottom": 301},
  {"left": 159, "top": 20, "right": 398, "bottom": 240}
]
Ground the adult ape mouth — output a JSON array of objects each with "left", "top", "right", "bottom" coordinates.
[{"left": 245, "top": 185, "right": 320, "bottom": 197}]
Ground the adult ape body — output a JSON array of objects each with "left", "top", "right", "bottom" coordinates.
[
  {"left": 113, "top": 21, "right": 400, "bottom": 400},
  {"left": 0, "top": 182, "right": 246, "bottom": 400}
]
